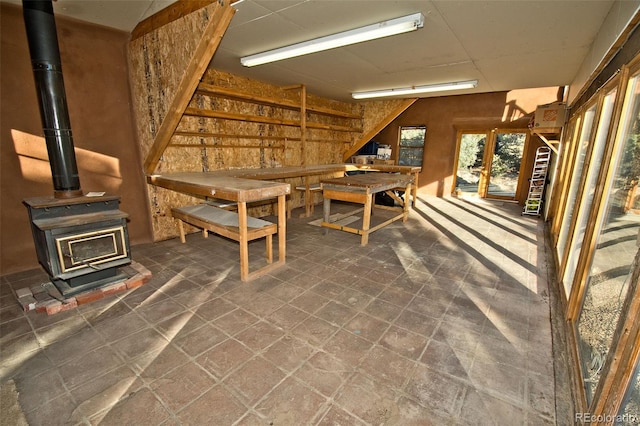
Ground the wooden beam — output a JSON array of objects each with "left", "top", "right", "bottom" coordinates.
[
  {"left": 174, "top": 131, "right": 297, "bottom": 141},
  {"left": 131, "top": 0, "right": 216, "bottom": 41},
  {"left": 168, "top": 143, "right": 285, "bottom": 149},
  {"left": 301, "top": 84, "right": 307, "bottom": 166},
  {"left": 143, "top": 2, "right": 236, "bottom": 175},
  {"left": 343, "top": 98, "right": 418, "bottom": 161}
]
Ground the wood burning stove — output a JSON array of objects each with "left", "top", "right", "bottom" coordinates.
[
  {"left": 24, "top": 195, "right": 131, "bottom": 297},
  {"left": 22, "top": 0, "right": 132, "bottom": 298}
]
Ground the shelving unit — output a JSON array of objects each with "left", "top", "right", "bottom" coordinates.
[
  {"left": 174, "top": 82, "right": 363, "bottom": 167},
  {"left": 523, "top": 146, "right": 552, "bottom": 216}
]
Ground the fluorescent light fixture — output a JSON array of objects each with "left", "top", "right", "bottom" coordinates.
[
  {"left": 351, "top": 80, "right": 479, "bottom": 99},
  {"left": 240, "top": 12, "right": 424, "bottom": 67}
]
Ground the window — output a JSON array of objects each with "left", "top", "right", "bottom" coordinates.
[
  {"left": 398, "top": 126, "right": 425, "bottom": 166},
  {"left": 556, "top": 102, "right": 598, "bottom": 297},
  {"left": 576, "top": 73, "right": 639, "bottom": 404},
  {"left": 563, "top": 86, "right": 618, "bottom": 298}
]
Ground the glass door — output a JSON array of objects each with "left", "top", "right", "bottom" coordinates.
[
  {"left": 485, "top": 131, "right": 528, "bottom": 200},
  {"left": 453, "top": 130, "right": 528, "bottom": 201},
  {"left": 454, "top": 132, "right": 490, "bottom": 196}
]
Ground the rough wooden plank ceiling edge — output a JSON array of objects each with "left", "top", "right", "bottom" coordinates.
[
  {"left": 142, "top": 2, "right": 236, "bottom": 175},
  {"left": 131, "top": 0, "right": 231, "bottom": 41},
  {"left": 343, "top": 98, "right": 418, "bottom": 161}
]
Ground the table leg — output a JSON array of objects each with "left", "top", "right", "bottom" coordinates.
[
  {"left": 238, "top": 201, "right": 249, "bottom": 281},
  {"left": 403, "top": 183, "right": 411, "bottom": 222},
  {"left": 412, "top": 171, "right": 419, "bottom": 207},
  {"left": 278, "top": 194, "right": 286, "bottom": 262},
  {"left": 361, "top": 192, "right": 372, "bottom": 246},
  {"left": 323, "top": 196, "right": 331, "bottom": 235}
]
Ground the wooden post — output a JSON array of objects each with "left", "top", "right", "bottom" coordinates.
[
  {"left": 403, "top": 183, "right": 411, "bottom": 222},
  {"left": 361, "top": 190, "right": 372, "bottom": 246},
  {"left": 277, "top": 194, "right": 286, "bottom": 262},
  {"left": 301, "top": 84, "right": 307, "bottom": 166},
  {"left": 266, "top": 234, "right": 273, "bottom": 263},
  {"left": 177, "top": 219, "right": 186, "bottom": 243},
  {"left": 238, "top": 201, "right": 249, "bottom": 281},
  {"left": 323, "top": 195, "right": 331, "bottom": 236}
]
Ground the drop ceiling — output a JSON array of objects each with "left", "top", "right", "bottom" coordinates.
[{"left": 17, "top": 0, "right": 624, "bottom": 102}]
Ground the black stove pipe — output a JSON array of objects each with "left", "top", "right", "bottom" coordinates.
[{"left": 23, "top": 0, "right": 82, "bottom": 198}]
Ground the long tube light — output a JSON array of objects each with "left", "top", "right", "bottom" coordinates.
[
  {"left": 351, "top": 80, "right": 479, "bottom": 99},
  {"left": 240, "top": 12, "right": 425, "bottom": 67}
]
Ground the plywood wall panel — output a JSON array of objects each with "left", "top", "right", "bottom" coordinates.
[
  {"left": 129, "top": 5, "right": 215, "bottom": 162},
  {"left": 130, "top": 11, "right": 416, "bottom": 241}
]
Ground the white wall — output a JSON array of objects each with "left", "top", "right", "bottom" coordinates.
[{"left": 567, "top": 0, "right": 640, "bottom": 105}]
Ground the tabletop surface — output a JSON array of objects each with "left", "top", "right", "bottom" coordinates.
[
  {"left": 147, "top": 164, "right": 419, "bottom": 201},
  {"left": 147, "top": 173, "right": 291, "bottom": 202},
  {"left": 321, "top": 172, "right": 412, "bottom": 190}
]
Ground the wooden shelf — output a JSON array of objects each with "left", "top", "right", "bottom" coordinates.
[
  {"left": 183, "top": 107, "right": 362, "bottom": 133},
  {"left": 195, "top": 83, "right": 361, "bottom": 120},
  {"left": 530, "top": 127, "right": 561, "bottom": 155}
]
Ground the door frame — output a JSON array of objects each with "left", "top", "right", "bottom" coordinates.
[{"left": 452, "top": 128, "right": 531, "bottom": 201}]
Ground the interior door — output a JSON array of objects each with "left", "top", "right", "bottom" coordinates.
[{"left": 454, "top": 130, "right": 529, "bottom": 201}]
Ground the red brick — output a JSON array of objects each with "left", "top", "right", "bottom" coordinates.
[
  {"left": 36, "top": 300, "right": 56, "bottom": 313},
  {"left": 129, "top": 261, "right": 152, "bottom": 279},
  {"left": 44, "top": 300, "right": 62, "bottom": 315},
  {"left": 125, "top": 276, "right": 146, "bottom": 290},
  {"left": 46, "top": 298, "right": 77, "bottom": 315},
  {"left": 75, "top": 289, "right": 105, "bottom": 305},
  {"left": 101, "top": 281, "right": 128, "bottom": 296}
]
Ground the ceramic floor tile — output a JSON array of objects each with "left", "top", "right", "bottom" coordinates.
[
  {"left": 262, "top": 336, "right": 314, "bottom": 373},
  {"left": 420, "top": 339, "right": 474, "bottom": 381},
  {"left": 255, "top": 377, "right": 327, "bottom": 425},
  {"left": 322, "top": 329, "right": 373, "bottom": 365},
  {"left": 265, "top": 303, "right": 309, "bottom": 330},
  {"left": 359, "top": 345, "right": 415, "bottom": 389},
  {"left": 379, "top": 325, "right": 428, "bottom": 360},
  {"left": 344, "top": 312, "right": 389, "bottom": 343},
  {"left": 196, "top": 338, "right": 253, "bottom": 379},
  {"left": 151, "top": 362, "right": 217, "bottom": 412},
  {"left": 91, "top": 387, "right": 171, "bottom": 425},
  {"left": 212, "top": 308, "right": 259, "bottom": 336},
  {"left": 224, "top": 356, "right": 285, "bottom": 405},
  {"left": 294, "top": 351, "right": 352, "bottom": 398},
  {"left": 314, "top": 301, "right": 358, "bottom": 327},
  {"left": 334, "top": 373, "right": 400, "bottom": 425},
  {"left": 111, "top": 327, "right": 170, "bottom": 360},
  {"left": 172, "top": 323, "right": 227, "bottom": 357},
  {"left": 316, "top": 404, "right": 368, "bottom": 425},
  {"left": 57, "top": 346, "right": 124, "bottom": 390},
  {"left": 234, "top": 320, "right": 285, "bottom": 352},
  {"left": 1, "top": 196, "right": 563, "bottom": 425},
  {"left": 131, "top": 344, "right": 191, "bottom": 382},
  {"left": 404, "top": 364, "right": 466, "bottom": 417},
  {"left": 70, "top": 365, "right": 143, "bottom": 420}
]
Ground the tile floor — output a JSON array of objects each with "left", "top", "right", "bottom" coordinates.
[{"left": 0, "top": 195, "right": 568, "bottom": 425}]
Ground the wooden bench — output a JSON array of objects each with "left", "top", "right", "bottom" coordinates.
[{"left": 172, "top": 204, "right": 281, "bottom": 281}]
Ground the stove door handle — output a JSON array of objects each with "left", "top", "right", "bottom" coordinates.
[{"left": 64, "top": 253, "right": 102, "bottom": 270}]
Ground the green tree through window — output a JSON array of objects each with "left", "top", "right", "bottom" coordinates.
[{"left": 399, "top": 126, "right": 425, "bottom": 166}]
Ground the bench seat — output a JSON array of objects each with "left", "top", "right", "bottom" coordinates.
[{"left": 172, "top": 204, "right": 280, "bottom": 281}]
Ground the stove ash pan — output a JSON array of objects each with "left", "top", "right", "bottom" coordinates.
[{"left": 24, "top": 194, "right": 131, "bottom": 297}]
